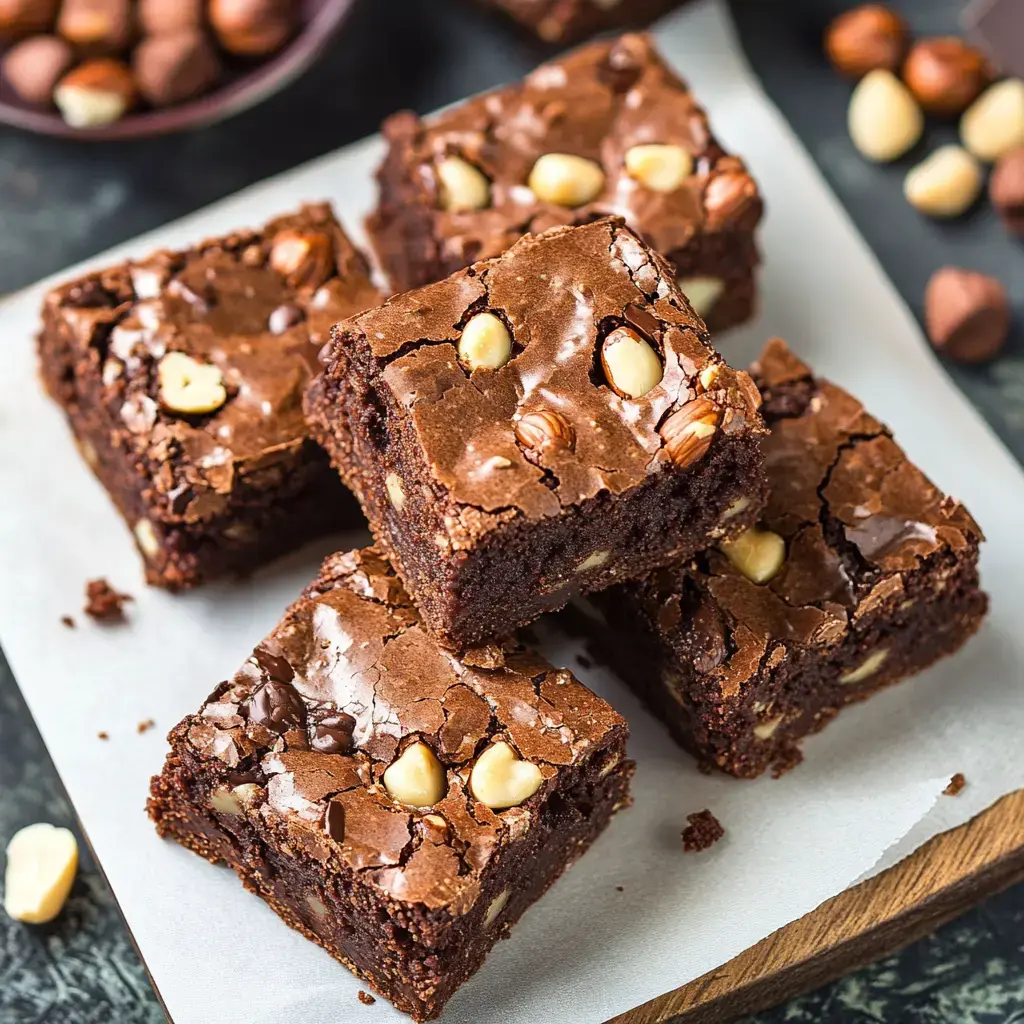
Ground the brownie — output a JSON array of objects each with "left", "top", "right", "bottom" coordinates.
[
  {"left": 367, "top": 34, "right": 763, "bottom": 333},
  {"left": 38, "top": 203, "right": 382, "bottom": 589},
  {"left": 586, "top": 339, "right": 988, "bottom": 778},
  {"left": 147, "top": 547, "right": 633, "bottom": 1022},
  {"left": 307, "top": 218, "right": 767, "bottom": 649},
  {"left": 478, "top": 0, "right": 684, "bottom": 44}
]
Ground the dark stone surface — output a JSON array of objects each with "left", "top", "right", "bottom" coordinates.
[{"left": 1, "top": 1, "right": 1022, "bottom": 1022}]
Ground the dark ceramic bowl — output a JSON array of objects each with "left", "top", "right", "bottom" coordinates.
[{"left": 0, "top": 0, "right": 356, "bottom": 141}]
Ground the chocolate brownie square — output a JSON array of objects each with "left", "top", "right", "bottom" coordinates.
[
  {"left": 587, "top": 339, "right": 988, "bottom": 777},
  {"left": 307, "top": 218, "right": 767, "bottom": 648},
  {"left": 39, "top": 203, "right": 382, "bottom": 589},
  {"left": 368, "top": 33, "right": 762, "bottom": 333},
  {"left": 148, "top": 547, "right": 633, "bottom": 1022}
]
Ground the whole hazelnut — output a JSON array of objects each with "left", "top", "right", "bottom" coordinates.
[
  {"left": 133, "top": 31, "right": 221, "bottom": 107},
  {"left": 824, "top": 5, "right": 908, "bottom": 79},
  {"left": 2, "top": 34, "right": 74, "bottom": 106},
  {"left": 57, "top": 0, "right": 134, "bottom": 56},
  {"left": 924, "top": 267, "right": 1010, "bottom": 364},
  {"left": 137, "top": 0, "right": 203, "bottom": 37},
  {"left": 903, "top": 38, "right": 991, "bottom": 116},
  {"left": 208, "top": 0, "right": 295, "bottom": 57},
  {"left": 990, "top": 147, "right": 1024, "bottom": 236},
  {"left": 0, "top": 0, "right": 58, "bottom": 43},
  {"left": 53, "top": 57, "right": 136, "bottom": 128}
]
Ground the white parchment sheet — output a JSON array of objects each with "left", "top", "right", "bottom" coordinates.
[{"left": 2, "top": 2, "right": 1023, "bottom": 1021}]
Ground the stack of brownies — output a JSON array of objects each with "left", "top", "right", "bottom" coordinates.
[{"left": 37, "top": 34, "right": 987, "bottom": 1022}]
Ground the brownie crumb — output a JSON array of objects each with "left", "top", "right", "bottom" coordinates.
[
  {"left": 696, "top": 759, "right": 714, "bottom": 776},
  {"left": 944, "top": 772, "right": 967, "bottom": 796},
  {"left": 61, "top": 615, "right": 76, "bottom": 629},
  {"left": 615, "top": 885, "right": 624, "bottom": 892},
  {"left": 576, "top": 653, "right": 593, "bottom": 669},
  {"left": 97, "top": 731, "right": 109, "bottom": 741},
  {"left": 137, "top": 719, "right": 155, "bottom": 734},
  {"left": 357, "top": 991, "right": 376, "bottom": 1006},
  {"left": 682, "top": 809, "right": 724, "bottom": 852},
  {"left": 84, "top": 578, "right": 132, "bottom": 622},
  {"left": 770, "top": 743, "right": 804, "bottom": 779}
]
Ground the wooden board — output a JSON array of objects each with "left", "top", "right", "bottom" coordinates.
[{"left": 614, "top": 789, "right": 1024, "bottom": 1023}]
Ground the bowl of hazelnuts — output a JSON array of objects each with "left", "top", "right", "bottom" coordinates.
[{"left": 0, "top": 0, "right": 356, "bottom": 139}]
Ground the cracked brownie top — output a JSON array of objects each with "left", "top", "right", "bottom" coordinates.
[
  {"left": 180, "top": 547, "right": 626, "bottom": 912},
  {"left": 41, "top": 203, "right": 381, "bottom": 527},
  {"left": 630, "top": 338, "right": 984, "bottom": 699},
  {"left": 319, "top": 218, "right": 763, "bottom": 534},
  {"left": 374, "top": 33, "right": 761, "bottom": 276}
]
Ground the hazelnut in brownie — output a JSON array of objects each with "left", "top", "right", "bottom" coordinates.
[
  {"left": 38, "top": 203, "right": 382, "bottom": 589},
  {"left": 368, "top": 33, "right": 763, "bottom": 333},
  {"left": 477, "top": 0, "right": 685, "bottom": 44},
  {"left": 148, "top": 547, "right": 633, "bottom": 1022},
  {"left": 586, "top": 339, "right": 988, "bottom": 778},
  {"left": 306, "top": 218, "right": 767, "bottom": 649}
]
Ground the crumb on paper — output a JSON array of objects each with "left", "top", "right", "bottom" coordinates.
[
  {"left": 696, "top": 759, "right": 713, "bottom": 776},
  {"left": 770, "top": 743, "right": 804, "bottom": 779},
  {"left": 944, "top": 772, "right": 966, "bottom": 796},
  {"left": 576, "top": 653, "right": 593, "bottom": 669},
  {"left": 97, "top": 731, "right": 109, "bottom": 741},
  {"left": 615, "top": 885, "right": 624, "bottom": 892},
  {"left": 84, "top": 578, "right": 133, "bottom": 623},
  {"left": 682, "top": 809, "right": 724, "bottom": 852},
  {"left": 137, "top": 719, "right": 155, "bottom": 735},
  {"left": 357, "top": 991, "right": 376, "bottom": 1006},
  {"left": 60, "top": 615, "right": 76, "bottom": 629}
]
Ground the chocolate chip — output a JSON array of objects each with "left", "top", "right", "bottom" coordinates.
[
  {"left": 243, "top": 679, "right": 305, "bottom": 733},
  {"left": 310, "top": 713, "right": 357, "bottom": 754},
  {"left": 324, "top": 800, "right": 345, "bottom": 842},
  {"left": 923, "top": 267, "right": 1010, "bottom": 364},
  {"left": 268, "top": 303, "right": 305, "bottom": 334},
  {"left": 252, "top": 643, "right": 294, "bottom": 683},
  {"left": 845, "top": 515, "right": 936, "bottom": 563}
]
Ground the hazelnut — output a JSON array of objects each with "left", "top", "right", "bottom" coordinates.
[
  {"left": 436, "top": 155, "right": 491, "bottom": 212},
  {"left": 703, "top": 167, "right": 759, "bottom": 232},
  {"left": 659, "top": 397, "right": 720, "bottom": 469},
  {"left": 269, "top": 229, "right": 335, "bottom": 291},
  {"left": 720, "top": 527, "right": 786, "bottom": 584},
  {"left": 839, "top": 648, "right": 889, "bottom": 685},
  {"left": 385, "top": 472, "right": 406, "bottom": 512},
  {"left": 961, "top": 79, "right": 1024, "bottom": 163},
  {"left": 824, "top": 4, "right": 908, "bottom": 78},
  {"left": 902, "top": 38, "right": 990, "bottom": 117},
  {"left": 157, "top": 351, "right": 227, "bottom": 414},
  {"left": 990, "top": 147, "right": 1024, "bottom": 236},
  {"left": 469, "top": 741, "right": 543, "bottom": 810},
  {"left": 134, "top": 518, "right": 160, "bottom": 559},
  {"left": 53, "top": 58, "right": 136, "bottom": 128},
  {"left": 514, "top": 410, "right": 575, "bottom": 453},
  {"left": 676, "top": 276, "right": 725, "bottom": 319},
  {"left": 483, "top": 888, "right": 510, "bottom": 927},
  {"left": 3, "top": 823, "right": 78, "bottom": 924},
  {"left": 924, "top": 267, "right": 1010, "bottom": 364},
  {"left": 0, "top": 0, "right": 58, "bottom": 42},
  {"left": 2, "top": 35, "right": 74, "bottom": 107},
  {"left": 600, "top": 326, "right": 662, "bottom": 400},
  {"left": 624, "top": 143, "right": 693, "bottom": 193},
  {"left": 903, "top": 145, "right": 982, "bottom": 218},
  {"left": 209, "top": 787, "right": 242, "bottom": 816},
  {"left": 133, "top": 31, "right": 221, "bottom": 108},
  {"left": 209, "top": 0, "right": 295, "bottom": 57},
  {"left": 138, "top": 0, "right": 203, "bottom": 36},
  {"left": 57, "top": 0, "right": 134, "bottom": 55},
  {"left": 528, "top": 153, "right": 606, "bottom": 207},
  {"left": 458, "top": 312, "right": 512, "bottom": 372},
  {"left": 753, "top": 716, "right": 783, "bottom": 740},
  {"left": 382, "top": 741, "right": 446, "bottom": 808},
  {"left": 575, "top": 550, "right": 609, "bottom": 574},
  {"left": 848, "top": 69, "right": 923, "bottom": 162}
]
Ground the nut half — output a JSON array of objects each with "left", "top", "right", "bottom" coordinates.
[
  {"left": 624, "top": 144, "right": 693, "bottom": 192},
  {"left": 904, "top": 145, "right": 982, "bottom": 218},
  {"left": 960, "top": 79, "right": 1024, "bottom": 163},
  {"left": 720, "top": 527, "right": 786, "bottom": 585},
  {"left": 528, "top": 153, "right": 606, "bottom": 207},
  {"left": 158, "top": 352, "right": 227, "bottom": 415},
  {"left": 470, "top": 741, "right": 543, "bottom": 810},
  {"left": 383, "top": 741, "right": 446, "bottom": 807},
  {"left": 437, "top": 155, "right": 491, "bottom": 212}
]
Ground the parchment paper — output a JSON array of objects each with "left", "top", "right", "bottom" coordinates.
[{"left": 1, "top": 2, "right": 1022, "bottom": 1021}]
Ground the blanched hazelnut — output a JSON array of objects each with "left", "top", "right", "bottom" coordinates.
[
  {"left": 3, "top": 823, "right": 78, "bottom": 924},
  {"left": 458, "top": 312, "right": 512, "bottom": 372},
  {"left": 528, "top": 153, "right": 605, "bottom": 207},
  {"left": 470, "top": 741, "right": 543, "bottom": 810},
  {"left": 383, "top": 741, "right": 446, "bottom": 807},
  {"left": 600, "top": 326, "right": 662, "bottom": 399}
]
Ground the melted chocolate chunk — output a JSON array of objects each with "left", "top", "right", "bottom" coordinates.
[
  {"left": 244, "top": 679, "right": 305, "bottom": 733},
  {"left": 310, "top": 713, "right": 357, "bottom": 755}
]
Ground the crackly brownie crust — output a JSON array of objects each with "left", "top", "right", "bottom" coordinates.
[
  {"left": 307, "top": 218, "right": 767, "bottom": 649},
  {"left": 367, "top": 34, "right": 762, "bottom": 333},
  {"left": 479, "top": 0, "right": 685, "bottom": 44},
  {"left": 147, "top": 547, "right": 633, "bottom": 1021},
  {"left": 38, "top": 203, "right": 381, "bottom": 589},
  {"left": 588, "top": 339, "right": 988, "bottom": 778}
]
